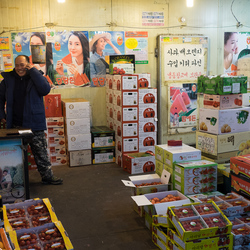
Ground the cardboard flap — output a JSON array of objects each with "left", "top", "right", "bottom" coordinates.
[
  {"left": 131, "top": 195, "right": 152, "bottom": 206},
  {"left": 160, "top": 169, "right": 170, "bottom": 184},
  {"left": 129, "top": 173, "right": 159, "bottom": 181},
  {"left": 121, "top": 180, "right": 135, "bottom": 188}
]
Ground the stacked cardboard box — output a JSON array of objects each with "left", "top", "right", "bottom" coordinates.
[
  {"left": 61, "top": 98, "right": 92, "bottom": 167},
  {"left": 196, "top": 75, "right": 250, "bottom": 163},
  {"left": 106, "top": 73, "right": 157, "bottom": 173},
  {"left": 91, "top": 126, "right": 115, "bottom": 164}
]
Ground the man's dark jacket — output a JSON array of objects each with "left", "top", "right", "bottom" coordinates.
[{"left": 0, "top": 68, "right": 51, "bottom": 131}]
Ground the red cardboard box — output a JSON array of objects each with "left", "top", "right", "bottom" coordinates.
[
  {"left": 44, "top": 94, "right": 62, "bottom": 117},
  {"left": 116, "top": 135, "right": 139, "bottom": 153},
  {"left": 113, "top": 90, "right": 138, "bottom": 107},
  {"left": 230, "top": 154, "right": 250, "bottom": 182},
  {"left": 231, "top": 174, "right": 250, "bottom": 201}
]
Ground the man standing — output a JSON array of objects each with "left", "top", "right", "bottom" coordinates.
[{"left": 0, "top": 55, "right": 63, "bottom": 185}]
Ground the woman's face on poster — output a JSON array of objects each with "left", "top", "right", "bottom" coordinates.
[
  {"left": 225, "top": 33, "right": 238, "bottom": 54},
  {"left": 68, "top": 35, "right": 83, "bottom": 58},
  {"left": 30, "top": 35, "right": 44, "bottom": 45},
  {"left": 96, "top": 37, "right": 106, "bottom": 51}
]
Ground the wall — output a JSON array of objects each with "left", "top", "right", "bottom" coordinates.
[{"left": 0, "top": 0, "right": 249, "bottom": 143}]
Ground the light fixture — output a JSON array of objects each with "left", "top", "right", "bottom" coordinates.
[
  {"left": 186, "top": 0, "right": 193, "bottom": 7},
  {"left": 57, "top": 0, "right": 65, "bottom": 3}
]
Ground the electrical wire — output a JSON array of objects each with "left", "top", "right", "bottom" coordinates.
[{"left": 231, "top": 0, "right": 241, "bottom": 27}]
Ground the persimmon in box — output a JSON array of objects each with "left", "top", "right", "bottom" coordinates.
[
  {"left": 131, "top": 190, "right": 190, "bottom": 217},
  {"left": 122, "top": 169, "right": 170, "bottom": 195},
  {"left": 167, "top": 201, "right": 232, "bottom": 241},
  {"left": 8, "top": 221, "right": 73, "bottom": 250},
  {"left": 231, "top": 224, "right": 250, "bottom": 246}
]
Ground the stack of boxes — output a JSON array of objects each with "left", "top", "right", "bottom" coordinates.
[
  {"left": 196, "top": 75, "right": 250, "bottom": 163},
  {"left": 61, "top": 98, "right": 92, "bottom": 167},
  {"left": 105, "top": 72, "right": 157, "bottom": 173},
  {"left": 91, "top": 126, "right": 115, "bottom": 164}
]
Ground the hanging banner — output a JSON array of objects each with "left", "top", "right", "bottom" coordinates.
[
  {"left": 11, "top": 32, "right": 54, "bottom": 83},
  {"left": 164, "top": 43, "right": 205, "bottom": 81},
  {"left": 125, "top": 31, "right": 148, "bottom": 64},
  {"left": 168, "top": 83, "right": 197, "bottom": 128},
  {"left": 224, "top": 32, "right": 250, "bottom": 76},
  {"left": 89, "top": 31, "right": 125, "bottom": 87}
]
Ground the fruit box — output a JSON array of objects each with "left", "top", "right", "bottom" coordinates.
[
  {"left": 122, "top": 169, "right": 170, "bottom": 196},
  {"left": 44, "top": 93, "right": 62, "bottom": 118},
  {"left": 8, "top": 221, "right": 73, "bottom": 250},
  {"left": 3, "top": 198, "right": 58, "bottom": 232},
  {"left": 65, "top": 117, "right": 91, "bottom": 135},
  {"left": 152, "top": 232, "right": 168, "bottom": 250},
  {"left": 109, "top": 63, "right": 134, "bottom": 75},
  {"left": 231, "top": 223, "right": 250, "bottom": 246},
  {"left": 46, "top": 117, "right": 64, "bottom": 128},
  {"left": 187, "top": 192, "right": 238, "bottom": 203},
  {"left": 167, "top": 202, "right": 232, "bottom": 241},
  {"left": 112, "top": 74, "right": 138, "bottom": 91},
  {"left": 203, "top": 94, "right": 243, "bottom": 110},
  {"left": 139, "top": 88, "right": 157, "bottom": 104},
  {"left": 139, "top": 132, "right": 157, "bottom": 153},
  {"left": 92, "top": 147, "right": 115, "bottom": 164},
  {"left": 173, "top": 160, "right": 217, "bottom": 195},
  {"left": 113, "top": 90, "right": 138, "bottom": 107},
  {"left": 62, "top": 98, "right": 90, "bottom": 119},
  {"left": 138, "top": 103, "right": 157, "bottom": 121},
  {"left": 0, "top": 228, "right": 12, "bottom": 250},
  {"left": 197, "top": 75, "right": 247, "bottom": 95},
  {"left": 152, "top": 225, "right": 233, "bottom": 250},
  {"left": 131, "top": 190, "right": 190, "bottom": 216},
  {"left": 115, "top": 120, "right": 138, "bottom": 137},
  {"left": 66, "top": 133, "right": 91, "bottom": 151},
  {"left": 45, "top": 127, "right": 64, "bottom": 137},
  {"left": 199, "top": 107, "right": 250, "bottom": 135},
  {"left": 122, "top": 151, "right": 155, "bottom": 174},
  {"left": 68, "top": 149, "right": 92, "bottom": 167},
  {"left": 230, "top": 154, "right": 250, "bottom": 182},
  {"left": 137, "top": 73, "right": 151, "bottom": 88},
  {"left": 231, "top": 174, "right": 250, "bottom": 201},
  {"left": 196, "top": 131, "right": 250, "bottom": 157},
  {"left": 91, "top": 126, "right": 115, "bottom": 148}
]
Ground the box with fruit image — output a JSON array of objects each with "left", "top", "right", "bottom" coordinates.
[
  {"left": 139, "top": 132, "right": 157, "bottom": 153},
  {"left": 167, "top": 201, "right": 232, "bottom": 241},
  {"left": 168, "top": 83, "right": 197, "bottom": 128},
  {"left": 131, "top": 190, "right": 190, "bottom": 217},
  {"left": 203, "top": 93, "right": 243, "bottom": 110},
  {"left": 231, "top": 174, "right": 250, "bottom": 201},
  {"left": 113, "top": 89, "right": 138, "bottom": 107},
  {"left": 231, "top": 154, "right": 250, "bottom": 182},
  {"left": 3, "top": 198, "right": 58, "bottom": 232},
  {"left": 165, "top": 226, "right": 233, "bottom": 250},
  {"left": 173, "top": 160, "right": 217, "bottom": 195},
  {"left": 112, "top": 74, "right": 138, "bottom": 91},
  {"left": 139, "top": 88, "right": 157, "bottom": 104},
  {"left": 196, "top": 131, "right": 250, "bottom": 157},
  {"left": 122, "top": 169, "right": 170, "bottom": 196},
  {"left": 8, "top": 221, "right": 73, "bottom": 250},
  {"left": 187, "top": 191, "right": 225, "bottom": 203},
  {"left": 199, "top": 107, "right": 250, "bottom": 135},
  {"left": 122, "top": 151, "right": 154, "bottom": 174}
]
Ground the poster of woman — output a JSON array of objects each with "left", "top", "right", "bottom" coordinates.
[
  {"left": 53, "top": 30, "right": 90, "bottom": 87},
  {"left": 224, "top": 32, "right": 250, "bottom": 76},
  {"left": 89, "top": 31, "right": 125, "bottom": 87},
  {"left": 11, "top": 32, "right": 53, "bottom": 83}
]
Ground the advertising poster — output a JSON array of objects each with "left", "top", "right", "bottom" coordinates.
[
  {"left": 224, "top": 32, "right": 250, "bottom": 76},
  {"left": 53, "top": 31, "right": 90, "bottom": 87},
  {"left": 0, "top": 139, "right": 25, "bottom": 203},
  {"left": 3, "top": 54, "right": 13, "bottom": 71},
  {"left": 0, "top": 37, "right": 10, "bottom": 50},
  {"left": 11, "top": 32, "right": 54, "bottom": 83},
  {"left": 164, "top": 43, "right": 205, "bottom": 81},
  {"left": 89, "top": 31, "right": 125, "bottom": 87},
  {"left": 142, "top": 12, "right": 164, "bottom": 26},
  {"left": 168, "top": 83, "right": 197, "bottom": 128},
  {"left": 125, "top": 31, "right": 148, "bottom": 64}
]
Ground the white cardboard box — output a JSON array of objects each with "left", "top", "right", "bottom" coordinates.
[
  {"left": 139, "top": 103, "right": 157, "bottom": 121},
  {"left": 113, "top": 90, "right": 138, "bottom": 106},
  {"left": 65, "top": 118, "right": 90, "bottom": 135},
  {"left": 68, "top": 149, "right": 92, "bottom": 167},
  {"left": 132, "top": 190, "right": 190, "bottom": 216},
  {"left": 122, "top": 169, "right": 170, "bottom": 195},
  {"left": 112, "top": 74, "right": 138, "bottom": 91},
  {"left": 139, "top": 120, "right": 157, "bottom": 133},
  {"left": 62, "top": 98, "right": 90, "bottom": 118},
  {"left": 66, "top": 133, "right": 91, "bottom": 151},
  {"left": 137, "top": 73, "right": 151, "bottom": 88},
  {"left": 115, "top": 120, "right": 138, "bottom": 137},
  {"left": 115, "top": 106, "right": 138, "bottom": 122},
  {"left": 116, "top": 135, "right": 139, "bottom": 153},
  {"left": 139, "top": 88, "right": 157, "bottom": 104},
  {"left": 199, "top": 107, "right": 250, "bottom": 135}
]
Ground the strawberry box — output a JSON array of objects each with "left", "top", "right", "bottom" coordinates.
[{"left": 167, "top": 201, "right": 232, "bottom": 241}]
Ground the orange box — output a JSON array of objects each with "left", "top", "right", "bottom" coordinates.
[
  {"left": 230, "top": 154, "right": 250, "bottom": 182},
  {"left": 231, "top": 174, "right": 250, "bottom": 201},
  {"left": 44, "top": 94, "right": 62, "bottom": 117}
]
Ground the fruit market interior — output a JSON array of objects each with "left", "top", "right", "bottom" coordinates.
[{"left": 0, "top": 0, "right": 250, "bottom": 249}]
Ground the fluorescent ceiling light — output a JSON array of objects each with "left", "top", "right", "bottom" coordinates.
[{"left": 186, "top": 0, "right": 193, "bottom": 7}]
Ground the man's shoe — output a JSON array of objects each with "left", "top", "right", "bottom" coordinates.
[{"left": 42, "top": 176, "right": 63, "bottom": 185}]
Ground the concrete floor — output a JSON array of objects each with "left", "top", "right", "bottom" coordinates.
[{"left": 29, "top": 163, "right": 158, "bottom": 250}]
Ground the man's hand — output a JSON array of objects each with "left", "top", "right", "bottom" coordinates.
[{"left": 25, "top": 63, "right": 34, "bottom": 70}]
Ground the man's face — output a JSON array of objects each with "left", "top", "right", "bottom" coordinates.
[{"left": 15, "top": 56, "right": 28, "bottom": 77}]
